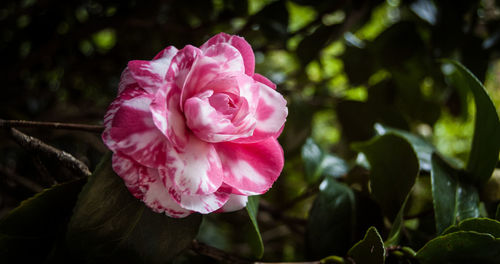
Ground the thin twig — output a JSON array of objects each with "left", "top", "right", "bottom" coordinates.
[
  {"left": 0, "top": 163, "right": 44, "bottom": 193},
  {"left": 8, "top": 128, "right": 91, "bottom": 178},
  {"left": 191, "top": 240, "right": 252, "bottom": 264},
  {"left": 0, "top": 119, "right": 104, "bottom": 133},
  {"left": 191, "top": 240, "right": 328, "bottom": 264}
]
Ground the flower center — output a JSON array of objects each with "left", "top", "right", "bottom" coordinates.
[{"left": 208, "top": 93, "right": 238, "bottom": 117}]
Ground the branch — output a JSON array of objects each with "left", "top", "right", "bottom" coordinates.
[
  {"left": 191, "top": 240, "right": 253, "bottom": 264},
  {"left": 8, "top": 128, "right": 91, "bottom": 178},
  {"left": 0, "top": 119, "right": 104, "bottom": 133}
]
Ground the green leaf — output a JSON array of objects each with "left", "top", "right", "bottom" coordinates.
[
  {"left": 306, "top": 177, "right": 356, "bottom": 258},
  {"left": 374, "top": 123, "right": 435, "bottom": 171},
  {"left": 385, "top": 195, "right": 409, "bottom": 247},
  {"left": 443, "top": 60, "right": 500, "bottom": 186},
  {"left": 66, "top": 153, "right": 202, "bottom": 264},
  {"left": 442, "top": 218, "right": 500, "bottom": 238},
  {"left": 431, "top": 153, "right": 480, "bottom": 234},
  {"left": 416, "top": 231, "right": 500, "bottom": 264},
  {"left": 348, "top": 226, "right": 385, "bottom": 264},
  {"left": 301, "top": 138, "right": 349, "bottom": 183},
  {"left": 353, "top": 134, "right": 419, "bottom": 219},
  {"left": 496, "top": 203, "right": 500, "bottom": 221},
  {"left": 246, "top": 195, "right": 264, "bottom": 259},
  {"left": 0, "top": 178, "right": 86, "bottom": 263}
]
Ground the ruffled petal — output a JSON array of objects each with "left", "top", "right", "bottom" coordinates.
[
  {"left": 253, "top": 73, "right": 276, "bottom": 89},
  {"left": 150, "top": 82, "right": 189, "bottom": 148},
  {"left": 103, "top": 86, "right": 167, "bottom": 168},
  {"left": 170, "top": 188, "right": 230, "bottom": 214},
  {"left": 161, "top": 134, "right": 224, "bottom": 195},
  {"left": 218, "top": 194, "right": 248, "bottom": 212},
  {"left": 215, "top": 138, "right": 284, "bottom": 195},
  {"left": 112, "top": 153, "right": 191, "bottom": 218},
  {"left": 127, "top": 46, "right": 178, "bottom": 94},
  {"left": 201, "top": 32, "right": 255, "bottom": 75},
  {"left": 232, "top": 82, "right": 288, "bottom": 143}
]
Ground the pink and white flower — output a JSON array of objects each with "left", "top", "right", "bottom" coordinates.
[{"left": 102, "top": 33, "right": 287, "bottom": 217}]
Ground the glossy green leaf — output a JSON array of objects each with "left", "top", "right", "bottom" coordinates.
[
  {"left": 442, "top": 218, "right": 500, "bottom": 238},
  {"left": 0, "top": 178, "right": 86, "bottom": 263},
  {"left": 374, "top": 123, "right": 435, "bottom": 171},
  {"left": 353, "top": 134, "right": 419, "bottom": 219},
  {"left": 301, "top": 138, "right": 349, "bottom": 183},
  {"left": 431, "top": 153, "right": 480, "bottom": 234},
  {"left": 384, "top": 196, "right": 409, "bottom": 247},
  {"left": 496, "top": 203, "right": 500, "bottom": 221},
  {"left": 443, "top": 60, "right": 500, "bottom": 186},
  {"left": 306, "top": 177, "right": 355, "bottom": 258},
  {"left": 348, "top": 226, "right": 385, "bottom": 264},
  {"left": 246, "top": 195, "right": 264, "bottom": 259},
  {"left": 66, "top": 153, "right": 202, "bottom": 264},
  {"left": 416, "top": 231, "right": 500, "bottom": 264}
]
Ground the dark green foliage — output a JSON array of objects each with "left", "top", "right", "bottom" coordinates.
[
  {"left": 0, "top": 179, "right": 86, "bottom": 263},
  {"left": 348, "top": 227, "right": 385, "bottom": 264},
  {"left": 306, "top": 177, "right": 355, "bottom": 258},
  {"left": 2, "top": 0, "right": 500, "bottom": 263},
  {"left": 66, "top": 153, "right": 202, "bottom": 264}
]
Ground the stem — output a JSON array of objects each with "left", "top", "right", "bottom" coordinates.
[
  {"left": 191, "top": 240, "right": 252, "bottom": 264},
  {"left": 0, "top": 119, "right": 104, "bottom": 133},
  {"left": 9, "top": 128, "right": 91, "bottom": 178}
]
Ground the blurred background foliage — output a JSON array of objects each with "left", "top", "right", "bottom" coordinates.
[{"left": 1, "top": 0, "right": 500, "bottom": 263}]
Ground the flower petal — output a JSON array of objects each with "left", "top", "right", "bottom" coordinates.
[
  {"left": 170, "top": 188, "right": 230, "bottom": 214},
  {"left": 127, "top": 46, "right": 177, "bottom": 94},
  {"left": 112, "top": 153, "right": 191, "bottom": 218},
  {"left": 232, "top": 83, "right": 288, "bottom": 143},
  {"left": 150, "top": 83, "right": 189, "bottom": 148},
  {"left": 218, "top": 194, "right": 248, "bottom": 212},
  {"left": 215, "top": 138, "right": 284, "bottom": 195},
  {"left": 253, "top": 73, "right": 276, "bottom": 89},
  {"left": 161, "top": 134, "right": 224, "bottom": 195},
  {"left": 103, "top": 86, "right": 167, "bottom": 168},
  {"left": 201, "top": 32, "right": 255, "bottom": 75}
]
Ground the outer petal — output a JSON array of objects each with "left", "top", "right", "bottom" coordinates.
[
  {"left": 253, "top": 73, "right": 276, "bottom": 89},
  {"left": 201, "top": 32, "right": 255, "bottom": 75},
  {"left": 103, "top": 86, "right": 167, "bottom": 168},
  {"left": 170, "top": 188, "right": 230, "bottom": 214},
  {"left": 117, "top": 68, "right": 140, "bottom": 95},
  {"left": 218, "top": 194, "right": 248, "bottom": 212},
  {"left": 112, "top": 153, "right": 191, "bottom": 218},
  {"left": 232, "top": 83, "right": 288, "bottom": 143},
  {"left": 127, "top": 46, "right": 178, "bottom": 94},
  {"left": 161, "top": 134, "right": 224, "bottom": 195},
  {"left": 215, "top": 138, "right": 284, "bottom": 195}
]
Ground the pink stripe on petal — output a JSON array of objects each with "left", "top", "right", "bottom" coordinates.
[
  {"left": 201, "top": 33, "right": 255, "bottom": 75},
  {"left": 253, "top": 73, "right": 276, "bottom": 89},
  {"left": 112, "top": 153, "right": 191, "bottom": 218},
  {"left": 105, "top": 88, "right": 168, "bottom": 168},
  {"left": 232, "top": 83, "right": 287, "bottom": 143},
  {"left": 179, "top": 55, "right": 220, "bottom": 109},
  {"left": 162, "top": 134, "right": 224, "bottom": 195},
  {"left": 215, "top": 138, "right": 284, "bottom": 195},
  {"left": 203, "top": 43, "right": 245, "bottom": 73},
  {"left": 172, "top": 189, "right": 230, "bottom": 214},
  {"left": 150, "top": 82, "right": 188, "bottom": 149},
  {"left": 153, "top": 46, "right": 178, "bottom": 61},
  {"left": 184, "top": 95, "right": 255, "bottom": 142},
  {"left": 166, "top": 45, "right": 202, "bottom": 89},
  {"left": 117, "top": 68, "right": 140, "bottom": 94}
]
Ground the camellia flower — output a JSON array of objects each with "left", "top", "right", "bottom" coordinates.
[{"left": 102, "top": 33, "right": 288, "bottom": 217}]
